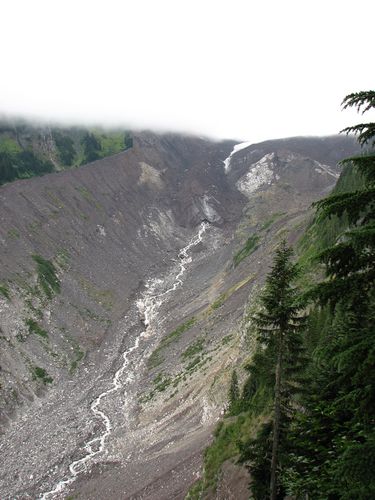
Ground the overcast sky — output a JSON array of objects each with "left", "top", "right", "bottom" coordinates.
[{"left": 1, "top": 0, "right": 374, "bottom": 142}]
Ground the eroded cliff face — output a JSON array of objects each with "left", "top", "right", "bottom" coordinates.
[{"left": 0, "top": 132, "right": 358, "bottom": 499}]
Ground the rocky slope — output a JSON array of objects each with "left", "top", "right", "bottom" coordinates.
[{"left": 0, "top": 132, "right": 358, "bottom": 498}]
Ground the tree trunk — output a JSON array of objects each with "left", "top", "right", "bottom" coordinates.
[{"left": 270, "top": 339, "right": 282, "bottom": 500}]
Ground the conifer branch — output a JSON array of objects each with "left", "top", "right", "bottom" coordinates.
[{"left": 341, "top": 91, "right": 375, "bottom": 114}]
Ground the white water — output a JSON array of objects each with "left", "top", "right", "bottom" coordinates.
[
  {"left": 40, "top": 222, "right": 208, "bottom": 500},
  {"left": 223, "top": 141, "right": 253, "bottom": 173}
]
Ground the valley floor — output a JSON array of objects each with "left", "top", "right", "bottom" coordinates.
[{"left": 0, "top": 225, "right": 241, "bottom": 499}]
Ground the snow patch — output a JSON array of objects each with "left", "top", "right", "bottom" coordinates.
[
  {"left": 313, "top": 161, "right": 339, "bottom": 179},
  {"left": 148, "top": 209, "right": 175, "bottom": 240},
  {"left": 236, "top": 153, "right": 279, "bottom": 197},
  {"left": 223, "top": 141, "right": 253, "bottom": 173},
  {"left": 97, "top": 225, "right": 106, "bottom": 237},
  {"left": 137, "top": 209, "right": 177, "bottom": 241},
  {"left": 201, "top": 195, "right": 221, "bottom": 223},
  {"left": 138, "top": 162, "right": 163, "bottom": 189}
]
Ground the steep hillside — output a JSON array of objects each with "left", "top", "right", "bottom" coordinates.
[
  {"left": 0, "top": 133, "right": 358, "bottom": 499},
  {"left": 186, "top": 140, "right": 368, "bottom": 500}
]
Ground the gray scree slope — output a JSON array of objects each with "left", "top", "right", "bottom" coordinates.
[{"left": 0, "top": 132, "right": 358, "bottom": 498}]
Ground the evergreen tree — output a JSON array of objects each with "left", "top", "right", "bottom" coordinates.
[
  {"left": 81, "top": 132, "right": 102, "bottom": 163},
  {"left": 240, "top": 241, "right": 306, "bottom": 499},
  {"left": 312, "top": 90, "right": 375, "bottom": 306},
  {"left": 124, "top": 132, "right": 133, "bottom": 149},
  {"left": 0, "top": 151, "right": 15, "bottom": 184},
  {"left": 227, "top": 369, "right": 240, "bottom": 415},
  {"left": 0, "top": 149, "right": 54, "bottom": 184},
  {"left": 53, "top": 130, "right": 76, "bottom": 165},
  {"left": 285, "top": 91, "right": 375, "bottom": 499}
]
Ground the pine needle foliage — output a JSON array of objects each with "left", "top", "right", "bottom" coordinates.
[
  {"left": 285, "top": 90, "right": 375, "bottom": 499},
  {"left": 312, "top": 91, "right": 375, "bottom": 307},
  {"left": 341, "top": 91, "right": 375, "bottom": 146},
  {"left": 227, "top": 369, "right": 240, "bottom": 415},
  {"left": 240, "top": 241, "right": 307, "bottom": 499}
]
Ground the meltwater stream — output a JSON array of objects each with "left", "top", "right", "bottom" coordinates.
[{"left": 40, "top": 222, "right": 208, "bottom": 499}]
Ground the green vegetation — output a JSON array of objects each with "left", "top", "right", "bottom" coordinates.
[
  {"left": 227, "top": 369, "right": 240, "bottom": 415},
  {"left": 81, "top": 132, "right": 101, "bottom": 163},
  {"left": 297, "top": 162, "right": 364, "bottom": 270},
  {"left": 8, "top": 228, "right": 20, "bottom": 239},
  {"left": 0, "top": 149, "right": 54, "bottom": 185},
  {"left": 181, "top": 337, "right": 205, "bottom": 360},
  {"left": 32, "top": 366, "right": 53, "bottom": 385},
  {"left": 143, "top": 326, "right": 223, "bottom": 403},
  {"left": 185, "top": 479, "right": 204, "bottom": 499},
  {"left": 211, "top": 293, "right": 227, "bottom": 310},
  {"left": 100, "top": 133, "right": 123, "bottom": 157},
  {"left": 100, "top": 131, "right": 132, "bottom": 156},
  {"left": 32, "top": 254, "right": 61, "bottom": 299},
  {"left": 124, "top": 133, "right": 133, "bottom": 150},
  {"left": 153, "top": 372, "right": 172, "bottom": 392},
  {"left": 52, "top": 131, "right": 76, "bottom": 165},
  {"left": 190, "top": 244, "right": 307, "bottom": 499},
  {"left": 279, "top": 91, "right": 375, "bottom": 500},
  {"left": 148, "top": 317, "right": 197, "bottom": 368},
  {"left": 80, "top": 130, "right": 132, "bottom": 164},
  {"left": 59, "top": 329, "right": 85, "bottom": 373},
  {"left": 260, "top": 212, "right": 286, "bottom": 231},
  {"left": 233, "top": 234, "right": 260, "bottom": 267},
  {"left": 204, "top": 417, "right": 246, "bottom": 492},
  {"left": 0, "top": 136, "right": 22, "bottom": 155},
  {"left": 187, "top": 413, "right": 261, "bottom": 497},
  {"left": 146, "top": 353, "right": 162, "bottom": 371},
  {"left": 70, "top": 347, "right": 84, "bottom": 373},
  {"left": 24, "top": 299, "right": 43, "bottom": 319},
  {"left": 185, "top": 356, "right": 201, "bottom": 371},
  {"left": 0, "top": 119, "right": 133, "bottom": 185},
  {"left": 221, "top": 334, "right": 233, "bottom": 345},
  {"left": 25, "top": 319, "right": 48, "bottom": 339},
  {"left": 239, "top": 241, "right": 306, "bottom": 499},
  {"left": 140, "top": 372, "right": 174, "bottom": 402},
  {"left": 0, "top": 283, "right": 10, "bottom": 300}
]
